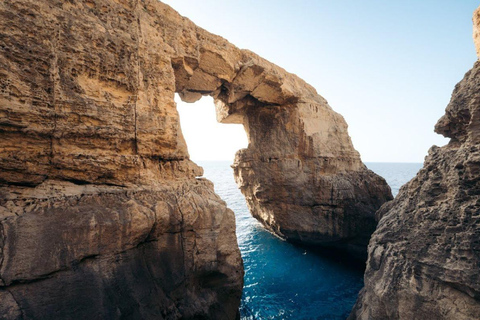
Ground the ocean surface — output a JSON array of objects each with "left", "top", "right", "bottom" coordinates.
[{"left": 197, "top": 161, "right": 423, "bottom": 320}]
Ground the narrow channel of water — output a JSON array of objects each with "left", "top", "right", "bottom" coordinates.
[{"left": 199, "top": 161, "right": 422, "bottom": 320}]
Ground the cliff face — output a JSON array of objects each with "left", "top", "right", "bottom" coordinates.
[
  {"left": 0, "top": 181, "right": 242, "bottom": 319},
  {"left": 228, "top": 64, "right": 393, "bottom": 260},
  {"left": 1, "top": 0, "right": 391, "bottom": 317},
  {"left": 349, "top": 8, "right": 480, "bottom": 320},
  {"left": 0, "top": 0, "right": 244, "bottom": 318}
]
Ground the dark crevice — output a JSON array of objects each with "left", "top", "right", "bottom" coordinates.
[
  {"left": 132, "top": 1, "right": 142, "bottom": 155},
  {"left": 5, "top": 253, "right": 98, "bottom": 287},
  {"left": 70, "top": 254, "right": 99, "bottom": 271},
  {"left": 0, "top": 121, "right": 28, "bottom": 129},
  {"left": 64, "top": 178, "right": 90, "bottom": 186},
  {"left": 5, "top": 266, "right": 70, "bottom": 287},
  {"left": 0, "top": 223, "right": 190, "bottom": 289},
  {"left": 174, "top": 194, "right": 188, "bottom": 286},
  {"left": 139, "top": 204, "right": 157, "bottom": 244},
  {"left": 63, "top": 178, "right": 126, "bottom": 188},
  {"left": 135, "top": 237, "right": 159, "bottom": 248},
  {"left": 93, "top": 181, "right": 127, "bottom": 188},
  {"left": 133, "top": 19, "right": 140, "bottom": 155},
  {"left": 0, "top": 222, "right": 5, "bottom": 286},
  {"left": 0, "top": 179, "right": 44, "bottom": 188},
  {"left": 152, "top": 156, "right": 187, "bottom": 162}
]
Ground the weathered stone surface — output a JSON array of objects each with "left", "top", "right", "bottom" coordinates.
[
  {"left": 0, "top": 179, "right": 243, "bottom": 319},
  {"left": 1, "top": 0, "right": 391, "bottom": 317},
  {"left": 349, "top": 18, "right": 480, "bottom": 319},
  {"left": 231, "top": 100, "right": 392, "bottom": 259},
  {"left": 0, "top": 0, "right": 245, "bottom": 318},
  {"left": 173, "top": 8, "right": 394, "bottom": 259}
]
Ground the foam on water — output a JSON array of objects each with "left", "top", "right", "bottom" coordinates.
[{"left": 198, "top": 161, "right": 422, "bottom": 320}]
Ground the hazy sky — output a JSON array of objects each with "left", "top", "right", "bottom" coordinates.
[{"left": 163, "top": 0, "right": 479, "bottom": 162}]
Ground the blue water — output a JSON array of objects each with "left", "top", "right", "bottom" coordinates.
[{"left": 198, "top": 161, "right": 422, "bottom": 320}]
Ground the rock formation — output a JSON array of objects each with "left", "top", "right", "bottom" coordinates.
[
  {"left": 228, "top": 61, "right": 393, "bottom": 260},
  {"left": 1, "top": 0, "right": 391, "bottom": 318},
  {"left": 349, "top": 7, "right": 480, "bottom": 320},
  {"left": 173, "top": 4, "right": 393, "bottom": 260},
  {"left": 0, "top": 0, "right": 245, "bottom": 318}
]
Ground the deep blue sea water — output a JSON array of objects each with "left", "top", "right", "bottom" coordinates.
[{"left": 198, "top": 161, "right": 423, "bottom": 320}]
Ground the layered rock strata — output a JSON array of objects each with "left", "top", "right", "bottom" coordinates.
[
  {"left": 350, "top": 8, "right": 480, "bottom": 319},
  {"left": 0, "top": 0, "right": 245, "bottom": 318},
  {"left": 0, "top": 180, "right": 242, "bottom": 319},
  {"left": 228, "top": 61, "right": 393, "bottom": 259},
  {"left": 1, "top": 0, "right": 391, "bottom": 317}
]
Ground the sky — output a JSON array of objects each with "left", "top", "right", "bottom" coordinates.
[{"left": 163, "top": 0, "right": 479, "bottom": 162}]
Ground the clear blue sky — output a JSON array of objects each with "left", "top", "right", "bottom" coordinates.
[{"left": 163, "top": 0, "right": 479, "bottom": 162}]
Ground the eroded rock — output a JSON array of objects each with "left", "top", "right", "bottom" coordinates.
[
  {"left": 1, "top": 0, "right": 392, "bottom": 317},
  {"left": 170, "top": 10, "right": 393, "bottom": 259},
  {"left": 0, "top": 180, "right": 243, "bottom": 319},
  {"left": 231, "top": 100, "right": 392, "bottom": 259},
  {"left": 0, "top": 0, "right": 244, "bottom": 318},
  {"left": 349, "top": 9, "right": 480, "bottom": 319}
]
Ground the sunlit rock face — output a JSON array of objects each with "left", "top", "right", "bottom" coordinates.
[
  {"left": 0, "top": 0, "right": 391, "bottom": 317},
  {"left": 231, "top": 101, "right": 393, "bottom": 259},
  {"left": 0, "top": 0, "right": 244, "bottom": 318},
  {"left": 176, "top": 44, "right": 393, "bottom": 259},
  {"left": 349, "top": 8, "right": 480, "bottom": 319},
  {"left": 474, "top": 7, "right": 480, "bottom": 58},
  {"left": 175, "top": 12, "right": 393, "bottom": 262},
  {"left": 178, "top": 15, "right": 394, "bottom": 261}
]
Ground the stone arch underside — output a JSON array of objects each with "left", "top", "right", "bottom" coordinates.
[
  {"left": 171, "top": 31, "right": 393, "bottom": 259},
  {"left": 0, "top": 0, "right": 391, "bottom": 319}
]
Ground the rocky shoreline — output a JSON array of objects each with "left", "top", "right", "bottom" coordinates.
[{"left": 0, "top": 0, "right": 479, "bottom": 319}]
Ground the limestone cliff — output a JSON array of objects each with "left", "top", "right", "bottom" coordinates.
[
  {"left": 0, "top": 0, "right": 244, "bottom": 318},
  {"left": 227, "top": 58, "right": 393, "bottom": 259},
  {"left": 1, "top": 0, "right": 391, "bottom": 318},
  {"left": 349, "top": 7, "right": 480, "bottom": 320}
]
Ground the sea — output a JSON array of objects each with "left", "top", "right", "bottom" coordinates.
[{"left": 197, "top": 161, "right": 423, "bottom": 320}]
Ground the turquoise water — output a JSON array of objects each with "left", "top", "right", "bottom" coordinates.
[{"left": 198, "top": 161, "right": 422, "bottom": 320}]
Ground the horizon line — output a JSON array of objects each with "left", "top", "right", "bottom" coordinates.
[{"left": 190, "top": 159, "right": 424, "bottom": 164}]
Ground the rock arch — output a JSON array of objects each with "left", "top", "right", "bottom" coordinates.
[
  {"left": 0, "top": 0, "right": 390, "bottom": 318},
  {"left": 171, "top": 38, "right": 392, "bottom": 258}
]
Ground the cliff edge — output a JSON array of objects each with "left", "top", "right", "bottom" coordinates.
[
  {"left": 1, "top": 0, "right": 392, "bottom": 318},
  {"left": 0, "top": 1, "right": 244, "bottom": 318},
  {"left": 349, "top": 6, "right": 480, "bottom": 319}
]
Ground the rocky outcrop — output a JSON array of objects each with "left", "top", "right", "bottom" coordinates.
[
  {"left": 0, "top": 180, "right": 242, "bottom": 319},
  {"left": 233, "top": 132, "right": 392, "bottom": 259},
  {"left": 228, "top": 64, "right": 393, "bottom": 260},
  {"left": 1, "top": 0, "right": 391, "bottom": 317},
  {"left": 349, "top": 8, "right": 480, "bottom": 319},
  {"left": 0, "top": 0, "right": 244, "bottom": 318},
  {"left": 170, "top": 2, "right": 393, "bottom": 260}
]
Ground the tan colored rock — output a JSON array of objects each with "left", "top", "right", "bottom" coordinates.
[
  {"left": 169, "top": 10, "right": 393, "bottom": 260},
  {"left": 1, "top": 0, "right": 391, "bottom": 317},
  {"left": 350, "top": 9, "right": 480, "bottom": 318},
  {"left": 0, "top": 0, "right": 243, "bottom": 318}
]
